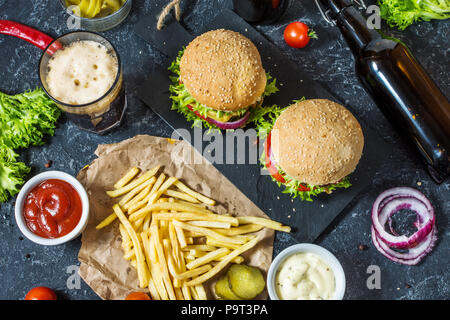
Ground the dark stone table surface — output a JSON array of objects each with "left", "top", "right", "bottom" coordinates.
[{"left": 0, "top": 0, "right": 448, "bottom": 300}]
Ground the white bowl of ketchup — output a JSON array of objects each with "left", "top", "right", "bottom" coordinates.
[{"left": 15, "top": 171, "right": 90, "bottom": 245}]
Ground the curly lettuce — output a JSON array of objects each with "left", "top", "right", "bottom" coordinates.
[
  {"left": 260, "top": 150, "right": 352, "bottom": 202},
  {"left": 0, "top": 88, "right": 60, "bottom": 202},
  {"left": 378, "top": 0, "right": 450, "bottom": 30},
  {"left": 168, "top": 49, "right": 280, "bottom": 131}
]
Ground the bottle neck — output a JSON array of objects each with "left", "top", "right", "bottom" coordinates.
[{"left": 334, "top": 6, "right": 381, "bottom": 53}]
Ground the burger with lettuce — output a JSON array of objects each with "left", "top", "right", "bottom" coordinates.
[
  {"left": 261, "top": 99, "right": 365, "bottom": 201},
  {"left": 169, "top": 29, "right": 279, "bottom": 130}
]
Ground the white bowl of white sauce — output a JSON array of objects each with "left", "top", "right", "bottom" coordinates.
[{"left": 267, "top": 243, "right": 346, "bottom": 300}]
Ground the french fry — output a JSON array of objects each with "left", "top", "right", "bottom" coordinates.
[
  {"left": 189, "top": 220, "right": 231, "bottom": 229},
  {"left": 185, "top": 237, "right": 260, "bottom": 286},
  {"left": 147, "top": 276, "right": 161, "bottom": 301},
  {"left": 142, "top": 214, "right": 152, "bottom": 231},
  {"left": 120, "top": 177, "right": 155, "bottom": 209},
  {"left": 107, "top": 166, "right": 160, "bottom": 198},
  {"left": 126, "top": 173, "right": 166, "bottom": 214},
  {"left": 175, "top": 287, "right": 184, "bottom": 300},
  {"left": 182, "top": 283, "right": 192, "bottom": 300},
  {"left": 190, "top": 286, "right": 199, "bottom": 300},
  {"left": 211, "top": 224, "right": 264, "bottom": 236},
  {"left": 194, "top": 284, "right": 207, "bottom": 300},
  {"left": 112, "top": 204, "right": 149, "bottom": 288},
  {"left": 168, "top": 222, "right": 181, "bottom": 266},
  {"left": 174, "top": 224, "right": 187, "bottom": 248},
  {"left": 151, "top": 224, "right": 177, "bottom": 300},
  {"left": 146, "top": 232, "right": 169, "bottom": 300},
  {"left": 171, "top": 264, "right": 213, "bottom": 281},
  {"left": 163, "top": 238, "right": 182, "bottom": 289},
  {"left": 150, "top": 262, "right": 169, "bottom": 300},
  {"left": 164, "top": 189, "right": 199, "bottom": 203},
  {"left": 183, "top": 250, "right": 243, "bottom": 264},
  {"left": 147, "top": 177, "right": 178, "bottom": 205},
  {"left": 237, "top": 216, "right": 291, "bottom": 233},
  {"left": 151, "top": 212, "right": 238, "bottom": 226},
  {"left": 96, "top": 212, "right": 118, "bottom": 230},
  {"left": 206, "top": 238, "right": 241, "bottom": 250},
  {"left": 172, "top": 220, "right": 246, "bottom": 245},
  {"left": 129, "top": 201, "right": 237, "bottom": 224},
  {"left": 169, "top": 221, "right": 193, "bottom": 300},
  {"left": 219, "top": 255, "right": 244, "bottom": 264},
  {"left": 140, "top": 232, "right": 161, "bottom": 301},
  {"left": 174, "top": 180, "right": 216, "bottom": 205},
  {"left": 182, "top": 245, "right": 217, "bottom": 252},
  {"left": 186, "top": 248, "right": 230, "bottom": 270},
  {"left": 114, "top": 167, "right": 140, "bottom": 189}
]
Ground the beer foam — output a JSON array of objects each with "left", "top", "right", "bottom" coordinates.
[{"left": 46, "top": 40, "right": 118, "bottom": 105}]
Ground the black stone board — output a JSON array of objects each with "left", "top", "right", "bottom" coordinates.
[
  {"left": 136, "top": 9, "right": 392, "bottom": 242},
  {"left": 134, "top": 8, "right": 194, "bottom": 57}
]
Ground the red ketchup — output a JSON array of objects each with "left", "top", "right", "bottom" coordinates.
[{"left": 23, "top": 179, "right": 82, "bottom": 239}]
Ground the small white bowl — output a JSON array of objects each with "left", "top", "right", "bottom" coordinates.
[
  {"left": 15, "top": 171, "right": 90, "bottom": 245},
  {"left": 267, "top": 243, "right": 346, "bottom": 300}
]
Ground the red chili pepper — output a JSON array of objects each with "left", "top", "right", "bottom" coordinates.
[{"left": 0, "top": 20, "right": 54, "bottom": 50}]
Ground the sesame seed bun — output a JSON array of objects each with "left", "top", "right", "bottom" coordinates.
[
  {"left": 270, "top": 99, "right": 364, "bottom": 186},
  {"left": 180, "top": 29, "right": 267, "bottom": 112}
]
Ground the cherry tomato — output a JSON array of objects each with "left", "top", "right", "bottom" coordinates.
[
  {"left": 125, "top": 292, "right": 151, "bottom": 300},
  {"left": 25, "top": 286, "right": 57, "bottom": 300},
  {"left": 284, "top": 22, "right": 317, "bottom": 49}
]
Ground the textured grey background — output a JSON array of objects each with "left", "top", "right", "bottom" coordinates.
[{"left": 0, "top": 0, "right": 448, "bottom": 300}]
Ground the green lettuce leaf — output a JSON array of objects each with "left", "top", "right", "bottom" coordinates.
[
  {"left": 378, "top": 0, "right": 450, "bottom": 30},
  {"left": 0, "top": 88, "right": 60, "bottom": 202},
  {"left": 0, "top": 150, "right": 30, "bottom": 202}
]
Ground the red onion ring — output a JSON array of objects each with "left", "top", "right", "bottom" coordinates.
[
  {"left": 187, "top": 105, "right": 251, "bottom": 130},
  {"left": 371, "top": 226, "right": 437, "bottom": 265},
  {"left": 371, "top": 187, "right": 437, "bottom": 265}
]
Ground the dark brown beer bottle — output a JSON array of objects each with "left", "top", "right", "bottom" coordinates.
[{"left": 320, "top": 0, "right": 450, "bottom": 182}]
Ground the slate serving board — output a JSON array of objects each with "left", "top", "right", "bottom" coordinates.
[{"left": 135, "top": 9, "right": 391, "bottom": 242}]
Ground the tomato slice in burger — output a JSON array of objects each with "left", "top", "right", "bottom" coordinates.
[
  {"left": 264, "top": 132, "right": 286, "bottom": 183},
  {"left": 265, "top": 132, "right": 311, "bottom": 191}
]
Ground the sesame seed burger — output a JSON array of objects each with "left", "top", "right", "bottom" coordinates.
[
  {"left": 169, "top": 29, "right": 279, "bottom": 130},
  {"left": 262, "top": 99, "right": 364, "bottom": 201}
]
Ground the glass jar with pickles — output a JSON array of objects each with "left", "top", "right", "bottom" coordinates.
[{"left": 61, "top": 0, "right": 132, "bottom": 32}]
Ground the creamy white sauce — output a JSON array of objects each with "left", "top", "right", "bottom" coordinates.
[{"left": 275, "top": 252, "right": 335, "bottom": 300}]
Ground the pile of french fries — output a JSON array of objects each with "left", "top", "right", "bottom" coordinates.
[{"left": 96, "top": 165, "right": 291, "bottom": 300}]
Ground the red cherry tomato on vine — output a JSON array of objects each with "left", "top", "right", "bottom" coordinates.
[
  {"left": 284, "top": 22, "right": 317, "bottom": 48},
  {"left": 25, "top": 286, "right": 57, "bottom": 300},
  {"left": 125, "top": 292, "right": 151, "bottom": 300}
]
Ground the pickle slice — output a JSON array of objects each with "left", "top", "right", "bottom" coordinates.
[
  {"left": 103, "top": 0, "right": 122, "bottom": 11},
  {"left": 228, "top": 264, "right": 265, "bottom": 299},
  {"left": 214, "top": 275, "right": 243, "bottom": 300}
]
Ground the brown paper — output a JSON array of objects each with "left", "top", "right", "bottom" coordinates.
[{"left": 77, "top": 135, "right": 274, "bottom": 300}]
